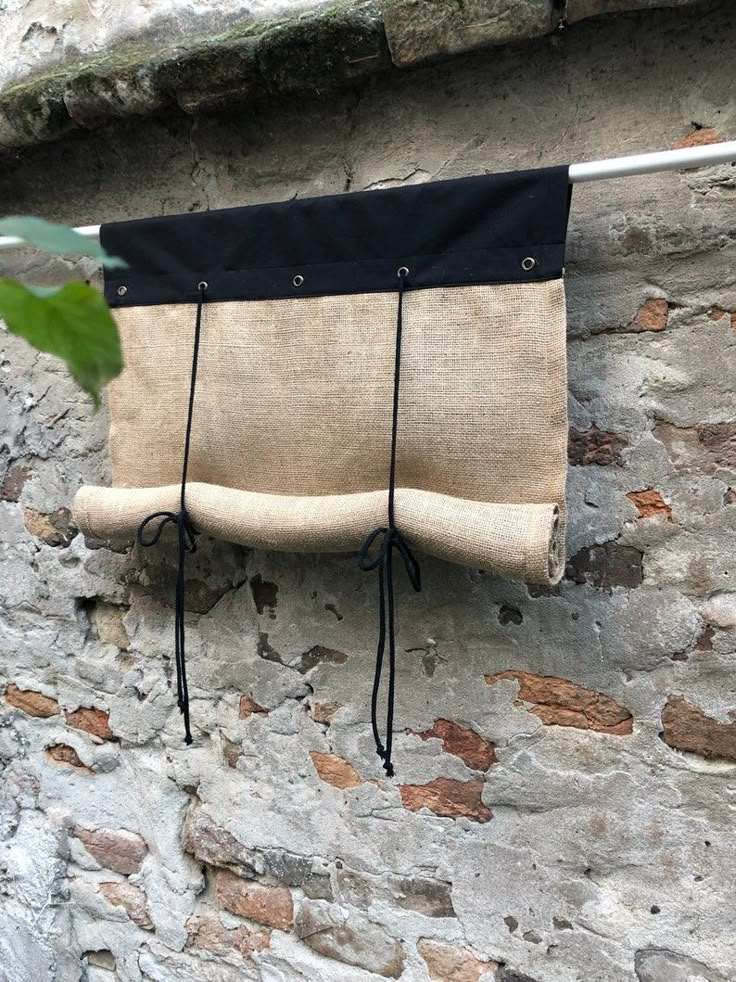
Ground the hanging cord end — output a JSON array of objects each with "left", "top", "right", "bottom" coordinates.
[
  {"left": 180, "top": 691, "right": 193, "bottom": 744},
  {"left": 356, "top": 265, "right": 422, "bottom": 781},
  {"left": 374, "top": 741, "right": 395, "bottom": 778},
  {"left": 134, "top": 280, "right": 208, "bottom": 749}
]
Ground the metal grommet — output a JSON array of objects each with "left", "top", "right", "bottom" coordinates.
[
  {"left": 397, "top": 266, "right": 409, "bottom": 278},
  {"left": 521, "top": 257, "right": 537, "bottom": 272},
  {"left": 117, "top": 285, "right": 127, "bottom": 296},
  {"left": 293, "top": 274, "right": 304, "bottom": 287},
  {"left": 198, "top": 280, "right": 208, "bottom": 291}
]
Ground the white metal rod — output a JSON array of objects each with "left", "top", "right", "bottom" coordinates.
[
  {"left": 568, "top": 139, "right": 736, "bottom": 183},
  {"left": 0, "top": 142, "right": 734, "bottom": 254}
]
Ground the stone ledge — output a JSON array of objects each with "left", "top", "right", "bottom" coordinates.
[
  {"left": 383, "top": 0, "right": 557, "bottom": 67},
  {"left": 0, "top": 0, "right": 709, "bottom": 154}
]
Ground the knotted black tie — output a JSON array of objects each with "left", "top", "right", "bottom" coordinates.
[
  {"left": 357, "top": 268, "right": 422, "bottom": 777},
  {"left": 136, "top": 280, "right": 208, "bottom": 745}
]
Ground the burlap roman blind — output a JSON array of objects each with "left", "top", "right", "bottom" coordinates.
[{"left": 73, "top": 165, "right": 572, "bottom": 770}]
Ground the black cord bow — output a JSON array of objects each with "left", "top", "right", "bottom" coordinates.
[
  {"left": 357, "top": 268, "right": 422, "bottom": 777},
  {"left": 135, "top": 282, "right": 207, "bottom": 745}
]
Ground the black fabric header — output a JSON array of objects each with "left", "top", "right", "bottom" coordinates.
[{"left": 102, "top": 165, "right": 571, "bottom": 306}]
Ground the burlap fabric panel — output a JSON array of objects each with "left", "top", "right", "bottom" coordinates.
[{"left": 75, "top": 280, "right": 567, "bottom": 583}]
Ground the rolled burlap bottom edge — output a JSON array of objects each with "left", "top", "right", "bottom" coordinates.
[{"left": 73, "top": 483, "right": 564, "bottom": 586}]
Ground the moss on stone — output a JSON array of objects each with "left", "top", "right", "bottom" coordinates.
[
  {"left": 257, "top": 1, "right": 389, "bottom": 95},
  {"left": 0, "top": 0, "right": 707, "bottom": 151},
  {"left": 0, "top": 1, "right": 392, "bottom": 149},
  {"left": 0, "top": 75, "right": 75, "bottom": 148},
  {"left": 157, "top": 37, "right": 262, "bottom": 114}
]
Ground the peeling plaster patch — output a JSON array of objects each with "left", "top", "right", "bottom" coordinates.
[
  {"left": 250, "top": 573, "right": 278, "bottom": 616},
  {"left": 627, "top": 489, "right": 673, "bottom": 521},
  {"left": 486, "top": 671, "right": 634, "bottom": 734},
  {"left": 310, "top": 751, "right": 363, "bottom": 789},
  {"left": 399, "top": 778, "right": 492, "bottom": 823},
  {"left": 415, "top": 718, "right": 496, "bottom": 770},
  {"left": 45, "top": 744, "right": 92, "bottom": 771},
  {"left": 566, "top": 541, "right": 644, "bottom": 589},
  {"left": 4, "top": 683, "right": 59, "bottom": 717},
  {"left": 568, "top": 425, "right": 630, "bottom": 466},
  {"left": 661, "top": 696, "right": 736, "bottom": 762}
]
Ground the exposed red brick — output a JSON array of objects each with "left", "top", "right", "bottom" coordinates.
[
  {"left": 187, "top": 912, "right": 270, "bottom": 960},
  {"left": 215, "top": 869, "right": 293, "bottom": 930},
  {"left": 72, "top": 826, "right": 148, "bottom": 875},
  {"left": 239, "top": 696, "right": 268, "bottom": 719},
  {"left": 5, "top": 683, "right": 59, "bottom": 718},
  {"left": 627, "top": 489, "right": 673, "bottom": 522},
  {"left": 399, "top": 778, "right": 491, "bottom": 824},
  {"left": 417, "top": 719, "right": 496, "bottom": 771},
  {"left": 65, "top": 706, "right": 115, "bottom": 741},
  {"left": 310, "top": 751, "right": 363, "bottom": 789},
  {"left": 634, "top": 298, "right": 669, "bottom": 332},
  {"left": 24, "top": 507, "right": 77, "bottom": 546},
  {"left": 673, "top": 128, "right": 725, "bottom": 149},
  {"left": 606, "top": 298, "right": 669, "bottom": 334},
  {"left": 1, "top": 462, "right": 32, "bottom": 502},
  {"left": 418, "top": 939, "right": 496, "bottom": 981},
  {"left": 568, "top": 425, "right": 629, "bottom": 466},
  {"left": 99, "top": 881, "right": 153, "bottom": 930},
  {"left": 46, "top": 744, "right": 92, "bottom": 771},
  {"left": 486, "top": 671, "right": 633, "bottom": 735},
  {"left": 661, "top": 696, "right": 736, "bottom": 762}
]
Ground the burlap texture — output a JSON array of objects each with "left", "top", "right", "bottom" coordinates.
[{"left": 74, "top": 280, "right": 568, "bottom": 584}]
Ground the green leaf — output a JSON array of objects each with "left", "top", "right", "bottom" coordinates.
[
  {"left": 0, "top": 278, "right": 123, "bottom": 407},
  {"left": 0, "top": 216, "right": 127, "bottom": 269}
]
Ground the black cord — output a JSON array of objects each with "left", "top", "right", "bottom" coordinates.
[
  {"left": 357, "top": 270, "right": 422, "bottom": 776},
  {"left": 136, "top": 282, "right": 207, "bottom": 744}
]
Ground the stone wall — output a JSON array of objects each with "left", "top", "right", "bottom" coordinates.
[
  {"left": 0, "top": 0, "right": 712, "bottom": 152},
  {"left": 1, "top": 2, "right": 735, "bottom": 980}
]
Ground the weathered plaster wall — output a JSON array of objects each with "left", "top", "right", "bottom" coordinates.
[{"left": 1, "top": 2, "right": 735, "bottom": 980}]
